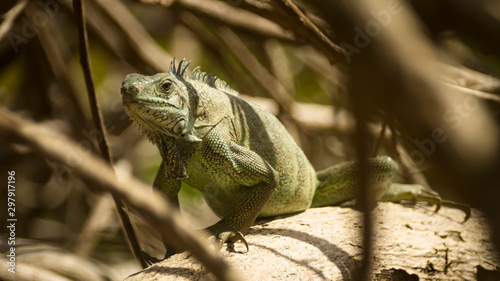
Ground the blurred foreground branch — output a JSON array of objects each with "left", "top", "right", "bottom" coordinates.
[
  {"left": 310, "top": 0, "right": 500, "bottom": 269},
  {"left": 0, "top": 106, "right": 241, "bottom": 281},
  {"left": 0, "top": 0, "right": 27, "bottom": 42}
]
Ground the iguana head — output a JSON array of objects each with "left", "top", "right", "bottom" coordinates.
[{"left": 121, "top": 59, "right": 200, "bottom": 143}]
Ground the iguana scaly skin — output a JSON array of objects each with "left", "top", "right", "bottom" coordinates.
[{"left": 121, "top": 59, "right": 462, "bottom": 263}]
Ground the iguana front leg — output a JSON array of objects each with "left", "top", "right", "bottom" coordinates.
[
  {"left": 200, "top": 129, "right": 279, "bottom": 250},
  {"left": 141, "top": 161, "right": 182, "bottom": 265},
  {"left": 154, "top": 162, "right": 182, "bottom": 207}
]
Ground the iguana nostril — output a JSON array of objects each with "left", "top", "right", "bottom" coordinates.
[
  {"left": 121, "top": 85, "right": 137, "bottom": 100},
  {"left": 121, "top": 73, "right": 145, "bottom": 98},
  {"left": 131, "top": 86, "right": 140, "bottom": 96}
]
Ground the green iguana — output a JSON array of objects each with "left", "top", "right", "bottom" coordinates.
[{"left": 121, "top": 59, "right": 467, "bottom": 264}]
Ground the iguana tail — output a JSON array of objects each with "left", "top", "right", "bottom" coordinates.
[{"left": 311, "top": 156, "right": 398, "bottom": 208}]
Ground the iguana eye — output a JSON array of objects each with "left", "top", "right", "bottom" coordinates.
[{"left": 160, "top": 82, "right": 171, "bottom": 92}]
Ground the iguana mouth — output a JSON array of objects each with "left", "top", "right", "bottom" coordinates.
[
  {"left": 124, "top": 102, "right": 189, "bottom": 139},
  {"left": 124, "top": 99, "right": 175, "bottom": 110}
]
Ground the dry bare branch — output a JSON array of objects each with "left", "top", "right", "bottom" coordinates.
[
  {"left": 73, "top": 0, "right": 146, "bottom": 268},
  {"left": 136, "top": 0, "right": 295, "bottom": 42},
  {"left": 217, "top": 27, "right": 295, "bottom": 114},
  {"left": 310, "top": 0, "right": 500, "bottom": 260},
  {"left": 235, "top": 0, "right": 345, "bottom": 64},
  {"left": 91, "top": 0, "right": 172, "bottom": 73},
  {"left": 0, "top": 0, "right": 27, "bottom": 41},
  {"left": 0, "top": 106, "right": 242, "bottom": 281}
]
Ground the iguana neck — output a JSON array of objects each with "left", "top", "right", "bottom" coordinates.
[{"left": 184, "top": 79, "right": 233, "bottom": 139}]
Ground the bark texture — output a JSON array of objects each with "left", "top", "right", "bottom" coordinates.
[{"left": 125, "top": 203, "right": 500, "bottom": 280}]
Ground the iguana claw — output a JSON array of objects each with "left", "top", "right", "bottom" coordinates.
[
  {"left": 214, "top": 231, "right": 249, "bottom": 252},
  {"left": 206, "top": 222, "right": 249, "bottom": 253},
  {"left": 381, "top": 183, "right": 471, "bottom": 222},
  {"left": 440, "top": 200, "right": 471, "bottom": 222}
]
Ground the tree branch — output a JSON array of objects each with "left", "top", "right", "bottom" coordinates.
[
  {"left": 234, "top": 0, "right": 346, "bottom": 64},
  {"left": 0, "top": 0, "right": 27, "bottom": 42},
  {"left": 136, "top": 0, "right": 295, "bottom": 42},
  {"left": 0, "top": 106, "right": 242, "bottom": 281},
  {"left": 309, "top": 0, "right": 500, "bottom": 256},
  {"left": 73, "top": 0, "right": 146, "bottom": 268},
  {"left": 91, "top": 0, "right": 172, "bottom": 73}
]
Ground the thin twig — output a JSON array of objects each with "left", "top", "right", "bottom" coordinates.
[
  {"left": 91, "top": 0, "right": 172, "bottom": 73},
  {"left": 0, "top": 0, "right": 28, "bottom": 41},
  {"left": 445, "top": 83, "right": 500, "bottom": 103},
  {"left": 73, "top": 0, "right": 110, "bottom": 160},
  {"left": 235, "top": 0, "right": 346, "bottom": 64},
  {"left": 276, "top": 0, "right": 345, "bottom": 64},
  {"left": 178, "top": 11, "right": 258, "bottom": 98},
  {"left": 216, "top": 26, "right": 295, "bottom": 114},
  {"left": 136, "top": 0, "right": 294, "bottom": 42},
  {"left": 441, "top": 64, "right": 500, "bottom": 95},
  {"left": 72, "top": 0, "right": 147, "bottom": 268},
  {"left": 29, "top": 2, "right": 89, "bottom": 134}
]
